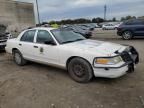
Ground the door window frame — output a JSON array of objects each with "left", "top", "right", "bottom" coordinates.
[
  {"left": 35, "top": 30, "right": 57, "bottom": 45},
  {"left": 20, "top": 30, "right": 36, "bottom": 43}
]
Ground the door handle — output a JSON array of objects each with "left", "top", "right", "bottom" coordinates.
[
  {"left": 19, "top": 43, "right": 22, "bottom": 46},
  {"left": 34, "top": 46, "right": 38, "bottom": 48}
]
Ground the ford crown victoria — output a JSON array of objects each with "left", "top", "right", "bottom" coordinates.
[{"left": 6, "top": 27, "right": 139, "bottom": 83}]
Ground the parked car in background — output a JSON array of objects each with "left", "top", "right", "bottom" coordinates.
[
  {"left": 117, "top": 19, "right": 144, "bottom": 40},
  {"left": 63, "top": 26, "right": 92, "bottom": 38},
  {"left": 102, "top": 23, "right": 119, "bottom": 30},
  {"left": 90, "top": 23, "right": 100, "bottom": 28},
  {"left": 80, "top": 24, "right": 94, "bottom": 31},
  {"left": 6, "top": 27, "right": 139, "bottom": 83},
  {"left": 77, "top": 25, "right": 91, "bottom": 31},
  {"left": 0, "top": 24, "right": 11, "bottom": 50}
]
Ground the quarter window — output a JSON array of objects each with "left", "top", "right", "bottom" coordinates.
[
  {"left": 36, "top": 30, "right": 54, "bottom": 44},
  {"left": 124, "top": 19, "right": 143, "bottom": 25},
  {"left": 21, "top": 30, "right": 36, "bottom": 42}
]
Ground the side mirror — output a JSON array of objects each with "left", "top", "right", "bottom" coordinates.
[{"left": 44, "top": 40, "right": 56, "bottom": 45}]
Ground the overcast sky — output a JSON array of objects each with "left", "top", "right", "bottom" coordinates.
[{"left": 18, "top": 0, "right": 144, "bottom": 22}]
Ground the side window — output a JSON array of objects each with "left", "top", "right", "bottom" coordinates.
[
  {"left": 132, "top": 20, "right": 142, "bottom": 25},
  {"left": 124, "top": 20, "right": 133, "bottom": 25},
  {"left": 21, "top": 30, "right": 36, "bottom": 42},
  {"left": 36, "top": 30, "right": 54, "bottom": 44}
]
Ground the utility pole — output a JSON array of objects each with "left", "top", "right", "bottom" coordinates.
[
  {"left": 104, "top": 5, "right": 107, "bottom": 21},
  {"left": 36, "top": 0, "right": 40, "bottom": 24}
]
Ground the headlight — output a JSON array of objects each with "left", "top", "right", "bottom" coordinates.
[{"left": 95, "top": 56, "right": 123, "bottom": 65}]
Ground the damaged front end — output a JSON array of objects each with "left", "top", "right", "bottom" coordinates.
[
  {"left": 0, "top": 24, "right": 10, "bottom": 50},
  {"left": 118, "top": 46, "right": 139, "bottom": 72}
]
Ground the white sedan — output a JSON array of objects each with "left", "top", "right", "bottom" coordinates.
[
  {"left": 6, "top": 27, "right": 139, "bottom": 83},
  {"left": 102, "top": 24, "right": 120, "bottom": 30}
]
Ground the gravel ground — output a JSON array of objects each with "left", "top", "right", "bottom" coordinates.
[{"left": 0, "top": 29, "right": 144, "bottom": 108}]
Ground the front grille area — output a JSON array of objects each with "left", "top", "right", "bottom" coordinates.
[
  {"left": 121, "top": 51, "right": 133, "bottom": 63},
  {"left": 121, "top": 46, "right": 139, "bottom": 64},
  {"left": 0, "top": 35, "right": 8, "bottom": 44},
  {"left": 129, "top": 46, "right": 139, "bottom": 64},
  {"left": 0, "top": 40, "right": 7, "bottom": 43}
]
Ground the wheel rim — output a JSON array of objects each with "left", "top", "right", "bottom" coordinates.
[
  {"left": 73, "top": 64, "right": 85, "bottom": 77},
  {"left": 123, "top": 31, "right": 131, "bottom": 39},
  {"left": 14, "top": 53, "right": 21, "bottom": 64}
]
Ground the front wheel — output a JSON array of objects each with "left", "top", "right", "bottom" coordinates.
[
  {"left": 68, "top": 58, "right": 93, "bottom": 83},
  {"left": 13, "top": 50, "right": 27, "bottom": 66},
  {"left": 122, "top": 31, "right": 133, "bottom": 40}
]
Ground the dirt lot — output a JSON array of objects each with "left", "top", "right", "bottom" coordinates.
[{"left": 0, "top": 29, "right": 144, "bottom": 108}]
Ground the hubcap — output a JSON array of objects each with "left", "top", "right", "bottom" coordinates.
[
  {"left": 123, "top": 32, "right": 131, "bottom": 39},
  {"left": 15, "top": 53, "right": 21, "bottom": 64},
  {"left": 73, "top": 64, "right": 85, "bottom": 77}
]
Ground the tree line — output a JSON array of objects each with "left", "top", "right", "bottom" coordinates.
[{"left": 47, "top": 15, "right": 144, "bottom": 25}]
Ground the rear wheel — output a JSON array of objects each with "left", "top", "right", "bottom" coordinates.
[
  {"left": 102, "top": 28, "right": 106, "bottom": 30},
  {"left": 122, "top": 31, "right": 133, "bottom": 40},
  {"left": 68, "top": 57, "right": 93, "bottom": 83},
  {"left": 13, "top": 50, "right": 27, "bottom": 66},
  {"left": 114, "top": 27, "right": 117, "bottom": 30}
]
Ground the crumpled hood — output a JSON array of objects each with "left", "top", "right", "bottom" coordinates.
[{"left": 65, "top": 39, "right": 126, "bottom": 56}]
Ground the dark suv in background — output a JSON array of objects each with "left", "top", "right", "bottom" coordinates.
[
  {"left": 0, "top": 24, "right": 11, "bottom": 50},
  {"left": 117, "top": 19, "right": 144, "bottom": 40}
]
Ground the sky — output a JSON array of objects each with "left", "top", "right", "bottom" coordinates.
[{"left": 18, "top": 0, "right": 144, "bottom": 23}]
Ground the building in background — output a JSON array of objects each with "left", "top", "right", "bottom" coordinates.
[{"left": 0, "top": 0, "right": 35, "bottom": 32}]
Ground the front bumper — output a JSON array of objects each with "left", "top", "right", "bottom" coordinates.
[
  {"left": 93, "top": 66, "right": 128, "bottom": 78},
  {"left": 93, "top": 46, "right": 139, "bottom": 78}
]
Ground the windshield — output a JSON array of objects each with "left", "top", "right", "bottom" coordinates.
[{"left": 51, "top": 29, "right": 85, "bottom": 44}]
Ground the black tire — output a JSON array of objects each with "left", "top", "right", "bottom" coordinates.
[
  {"left": 102, "top": 28, "right": 106, "bottom": 30},
  {"left": 13, "top": 50, "right": 27, "bottom": 66},
  {"left": 122, "top": 31, "right": 133, "bottom": 40},
  {"left": 68, "top": 57, "right": 93, "bottom": 83}
]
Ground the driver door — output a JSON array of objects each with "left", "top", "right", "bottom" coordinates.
[{"left": 34, "top": 30, "right": 59, "bottom": 65}]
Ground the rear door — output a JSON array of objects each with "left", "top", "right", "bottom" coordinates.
[
  {"left": 107, "top": 24, "right": 113, "bottom": 29},
  {"left": 19, "top": 30, "right": 36, "bottom": 59},
  {"left": 139, "top": 20, "right": 144, "bottom": 35},
  {"left": 132, "top": 20, "right": 144, "bottom": 36}
]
